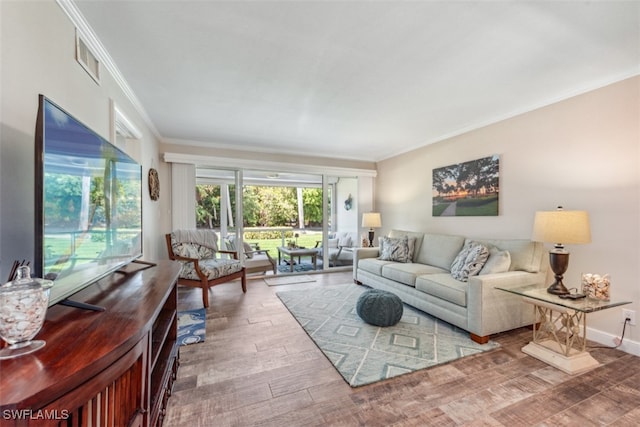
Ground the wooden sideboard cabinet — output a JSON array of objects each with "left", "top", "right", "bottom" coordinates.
[{"left": 0, "top": 260, "right": 181, "bottom": 427}]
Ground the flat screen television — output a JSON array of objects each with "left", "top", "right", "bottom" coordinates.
[{"left": 34, "top": 95, "right": 143, "bottom": 307}]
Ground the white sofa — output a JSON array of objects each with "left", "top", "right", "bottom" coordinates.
[{"left": 353, "top": 230, "right": 547, "bottom": 343}]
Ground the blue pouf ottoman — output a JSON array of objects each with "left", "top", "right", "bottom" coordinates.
[{"left": 356, "top": 289, "right": 403, "bottom": 327}]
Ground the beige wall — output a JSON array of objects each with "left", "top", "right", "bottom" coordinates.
[
  {"left": 376, "top": 76, "right": 640, "bottom": 350},
  {"left": 0, "top": 1, "right": 172, "bottom": 279}
]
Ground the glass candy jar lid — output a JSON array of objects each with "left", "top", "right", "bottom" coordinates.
[{"left": 1, "top": 266, "right": 53, "bottom": 293}]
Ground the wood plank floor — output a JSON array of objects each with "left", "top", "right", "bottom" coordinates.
[{"left": 164, "top": 271, "right": 640, "bottom": 426}]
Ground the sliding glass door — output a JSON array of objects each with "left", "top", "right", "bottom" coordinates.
[{"left": 195, "top": 167, "right": 358, "bottom": 274}]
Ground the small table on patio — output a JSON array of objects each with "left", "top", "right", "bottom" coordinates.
[
  {"left": 497, "top": 284, "right": 631, "bottom": 375},
  {"left": 277, "top": 246, "right": 318, "bottom": 272}
]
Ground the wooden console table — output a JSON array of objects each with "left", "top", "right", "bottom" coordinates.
[{"left": 0, "top": 260, "right": 181, "bottom": 426}]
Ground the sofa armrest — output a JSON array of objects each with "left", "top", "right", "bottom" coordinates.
[
  {"left": 353, "top": 247, "right": 379, "bottom": 280},
  {"left": 466, "top": 271, "right": 545, "bottom": 337}
]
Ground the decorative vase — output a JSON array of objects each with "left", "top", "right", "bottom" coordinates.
[
  {"left": 0, "top": 266, "right": 53, "bottom": 359},
  {"left": 581, "top": 273, "right": 610, "bottom": 301}
]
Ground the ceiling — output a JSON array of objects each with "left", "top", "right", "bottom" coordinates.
[{"left": 73, "top": 1, "right": 639, "bottom": 162}]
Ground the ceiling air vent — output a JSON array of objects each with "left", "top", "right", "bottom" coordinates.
[{"left": 75, "top": 29, "right": 100, "bottom": 84}]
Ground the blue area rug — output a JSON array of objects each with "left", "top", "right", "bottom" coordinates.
[
  {"left": 277, "top": 261, "right": 316, "bottom": 273},
  {"left": 177, "top": 308, "right": 206, "bottom": 346},
  {"left": 277, "top": 284, "right": 500, "bottom": 387}
]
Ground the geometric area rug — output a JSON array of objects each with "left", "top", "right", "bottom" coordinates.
[
  {"left": 177, "top": 308, "right": 206, "bottom": 346},
  {"left": 276, "top": 284, "right": 500, "bottom": 387}
]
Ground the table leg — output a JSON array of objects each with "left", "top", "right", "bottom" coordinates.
[
  {"left": 312, "top": 254, "right": 317, "bottom": 270},
  {"left": 289, "top": 254, "right": 294, "bottom": 272}
]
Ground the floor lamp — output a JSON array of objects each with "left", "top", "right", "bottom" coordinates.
[
  {"left": 362, "top": 213, "right": 381, "bottom": 247},
  {"left": 531, "top": 207, "right": 591, "bottom": 295}
]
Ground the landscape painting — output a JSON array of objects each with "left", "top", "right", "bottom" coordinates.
[{"left": 432, "top": 155, "right": 499, "bottom": 216}]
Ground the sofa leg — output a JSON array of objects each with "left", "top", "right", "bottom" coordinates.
[
  {"left": 470, "top": 333, "right": 489, "bottom": 344},
  {"left": 241, "top": 270, "right": 247, "bottom": 293},
  {"left": 354, "top": 280, "right": 363, "bottom": 285}
]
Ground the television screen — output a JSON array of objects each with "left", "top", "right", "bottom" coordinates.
[{"left": 35, "top": 95, "right": 143, "bottom": 306}]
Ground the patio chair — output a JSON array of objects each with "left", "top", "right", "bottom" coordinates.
[
  {"left": 224, "top": 236, "right": 277, "bottom": 275},
  {"left": 166, "top": 229, "right": 246, "bottom": 308},
  {"left": 315, "top": 231, "right": 358, "bottom": 267}
]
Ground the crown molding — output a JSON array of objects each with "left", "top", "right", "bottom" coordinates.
[{"left": 56, "top": 0, "right": 160, "bottom": 140}]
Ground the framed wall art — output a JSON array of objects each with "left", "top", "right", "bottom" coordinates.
[{"left": 432, "top": 154, "right": 499, "bottom": 217}]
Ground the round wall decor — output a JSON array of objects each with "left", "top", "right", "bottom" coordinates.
[{"left": 148, "top": 168, "right": 160, "bottom": 201}]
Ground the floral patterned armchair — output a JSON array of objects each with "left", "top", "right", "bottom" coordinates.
[{"left": 166, "top": 229, "right": 246, "bottom": 308}]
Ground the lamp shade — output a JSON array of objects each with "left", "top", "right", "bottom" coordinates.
[
  {"left": 362, "top": 212, "right": 381, "bottom": 229},
  {"left": 532, "top": 210, "right": 591, "bottom": 246}
]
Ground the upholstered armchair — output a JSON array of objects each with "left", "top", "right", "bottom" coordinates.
[
  {"left": 224, "top": 236, "right": 277, "bottom": 275},
  {"left": 166, "top": 229, "right": 246, "bottom": 308}
]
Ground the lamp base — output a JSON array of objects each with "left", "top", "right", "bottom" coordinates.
[
  {"left": 547, "top": 281, "right": 570, "bottom": 295},
  {"left": 368, "top": 230, "right": 375, "bottom": 248},
  {"left": 547, "top": 251, "right": 570, "bottom": 295}
]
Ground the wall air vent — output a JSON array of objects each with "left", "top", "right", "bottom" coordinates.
[{"left": 75, "top": 29, "right": 100, "bottom": 84}]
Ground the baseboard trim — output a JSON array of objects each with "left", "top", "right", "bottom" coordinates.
[{"left": 587, "top": 326, "right": 640, "bottom": 357}]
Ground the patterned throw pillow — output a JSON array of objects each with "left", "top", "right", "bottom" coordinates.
[
  {"left": 379, "top": 236, "right": 414, "bottom": 263},
  {"left": 173, "top": 243, "right": 213, "bottom": 259},
  {"left": 450, "top": 241, "right": 490, "bottom": 281},
  {"left": 173, "top": 243, "right": 199, "bottom": 259}
]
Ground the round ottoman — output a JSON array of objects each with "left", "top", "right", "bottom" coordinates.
[{"left": 356, "top": 289, "right": 403, "bottom": 327}]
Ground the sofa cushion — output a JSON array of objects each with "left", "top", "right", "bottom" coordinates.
[
  {"left": 415, "top": 234, "right": 465, "bottom": 270},
  {"left": 388, "top": 230, "right": 425, "bottom": 262},
  {"left": 379, "top": 235, "right": 414, "bottom": 263},
  {"left": 358, "top": 258, "right": 395, "bottom": 276},
  {"left": 381, "top": 262, "right": 448, "bottom": 287},
  {"left": 415, "top": 274, "right": 468, "bottom": 307},
  {"left": 470, "top": 238, "right": 544, "bottom": 273},
  {"left": 450, "top": 240, "right": 489, "bottom": 281},
  {"left": 479, "top": 246, "right": 511, "bottom": 274},
  {"left": 179, "top": 258, "right": 243, "bottom": 281}
]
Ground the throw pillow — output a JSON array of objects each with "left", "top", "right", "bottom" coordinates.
[
  {"left": 338, "top": 235, "right": 352, "bottom": 248},
  {"left": 327, "top": 238, "right": 339, "bottom": 248},
  {"left": 242, "top": 242, "right": 254, "bottom": 259},
  {"left": 173, "top": 242, "right": 200, "bottom": 259},
  {"left": 379, "top": 236, "right": 414, "bottom": 263},
  {"left": 450, "top": 241, "right": 490, "bottom": 281},
  {"left": 479, "top": 247, "right": 511, "bottom": 275}
]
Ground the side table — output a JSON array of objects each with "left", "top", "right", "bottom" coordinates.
[{"left": 497, "top": 285, "right": 631, "bottom": 375}]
